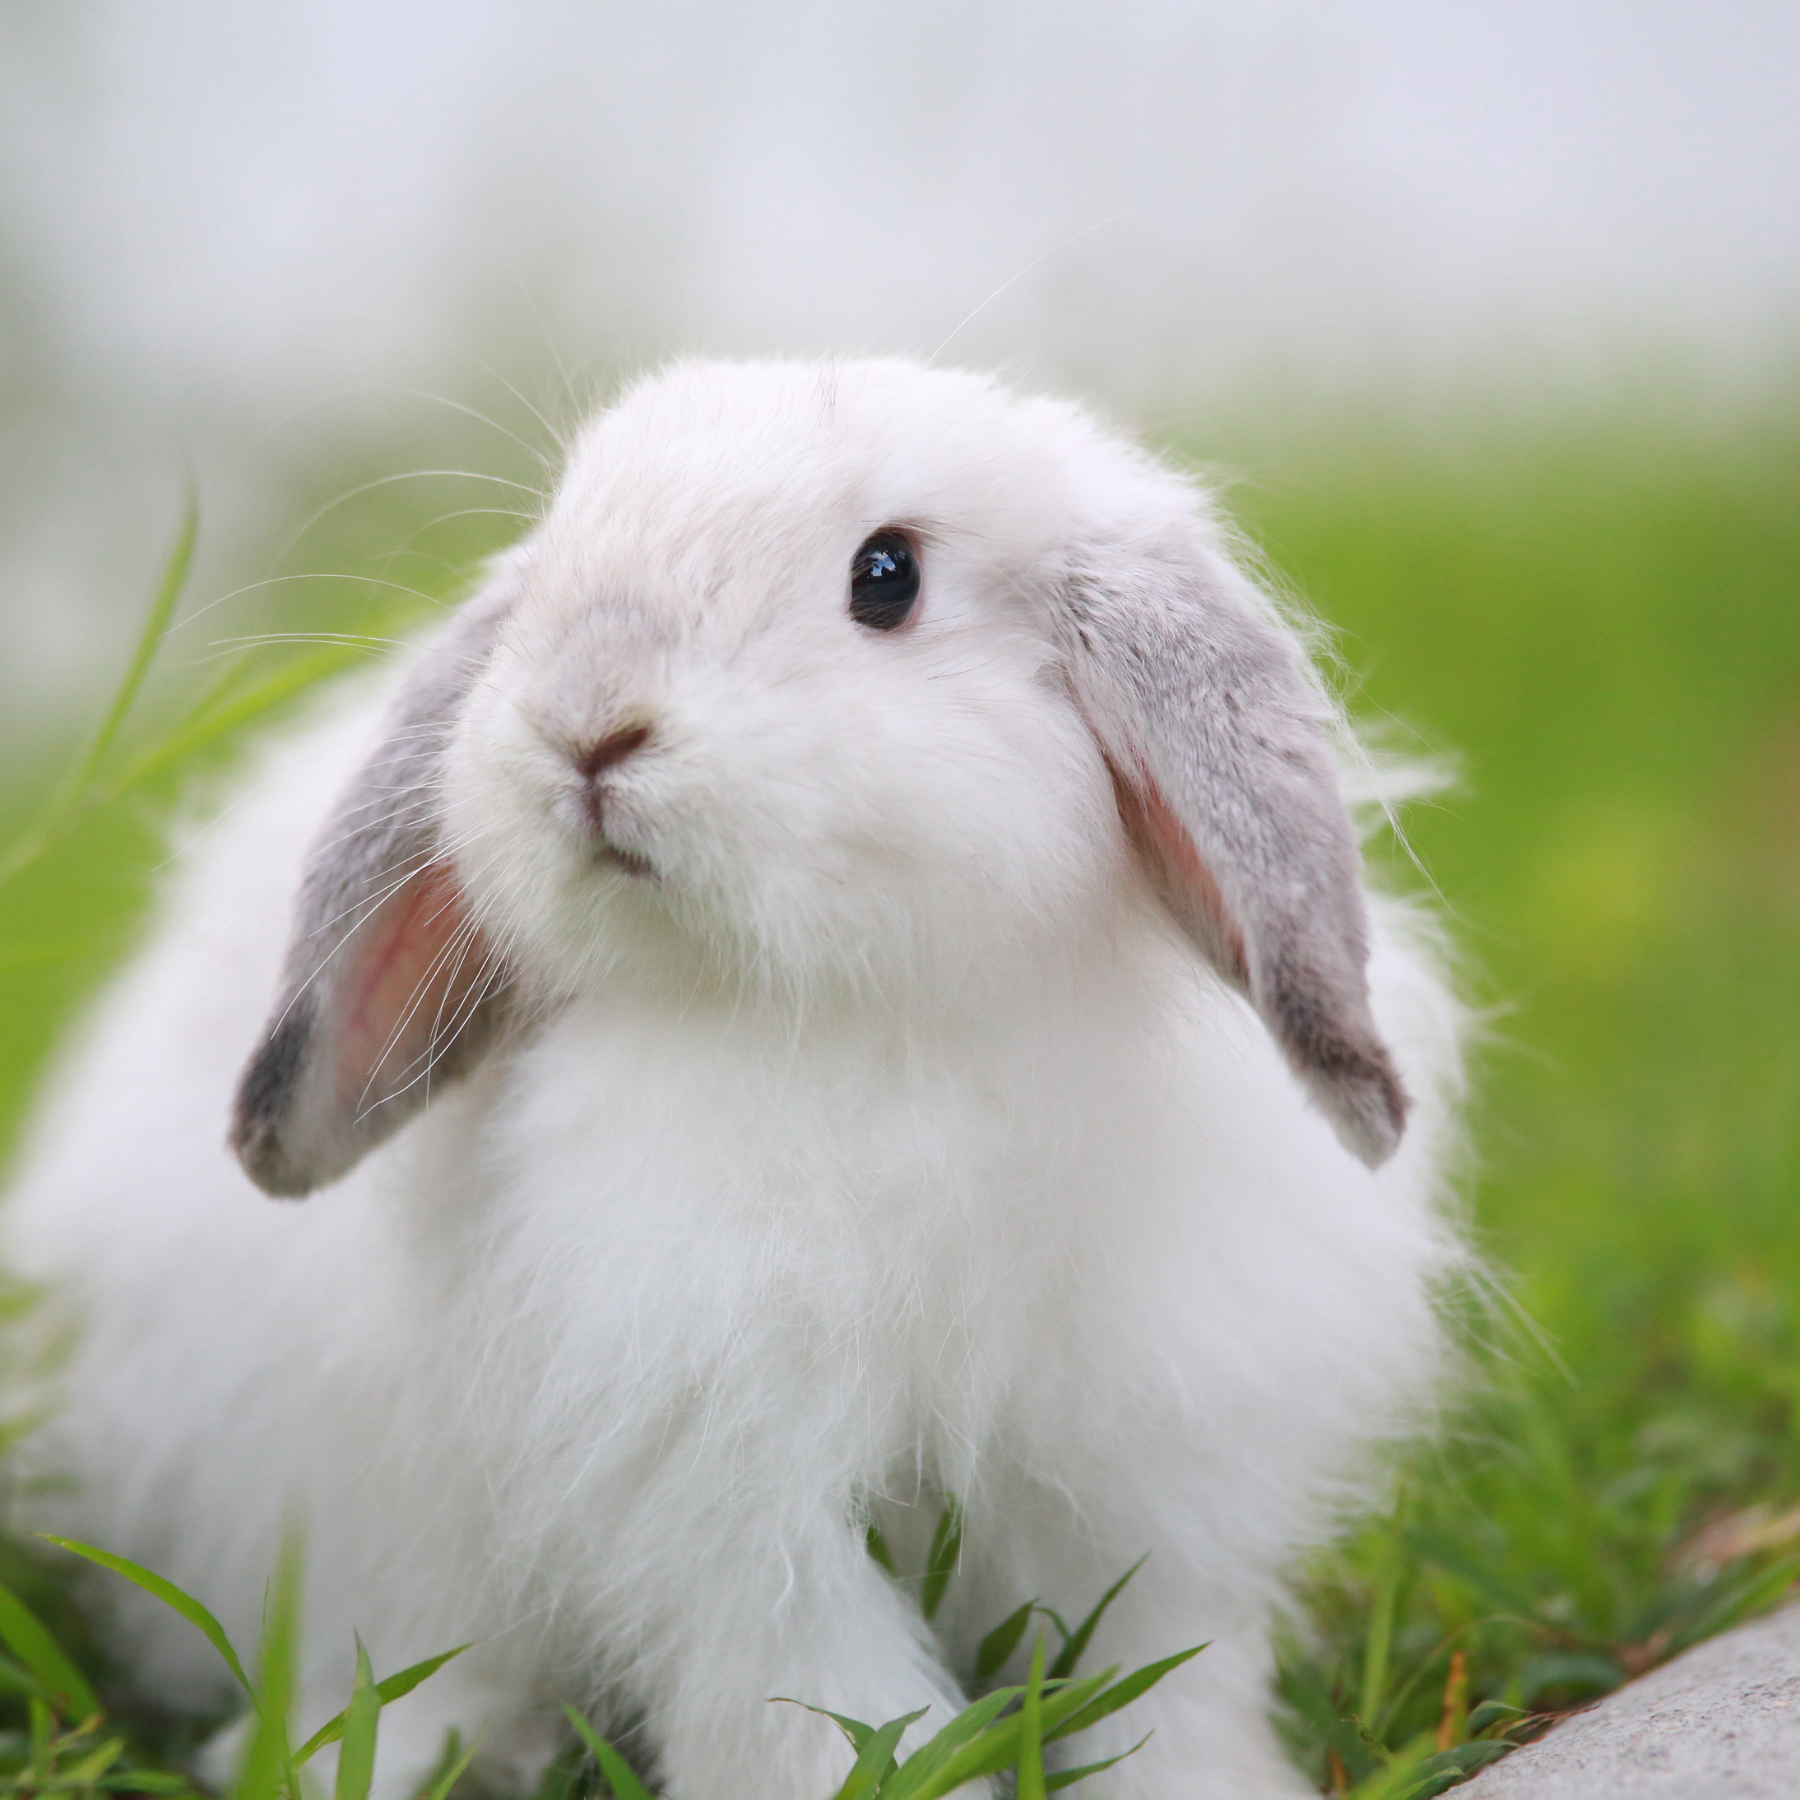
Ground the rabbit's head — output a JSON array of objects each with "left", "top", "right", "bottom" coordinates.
[{"left": 231, "top": 359, "right": 1407, "bottom": 1197}]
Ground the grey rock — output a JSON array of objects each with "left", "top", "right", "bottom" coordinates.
[{"left": 1460, "top": 1603, "right": 1800, "bottom": 1798}]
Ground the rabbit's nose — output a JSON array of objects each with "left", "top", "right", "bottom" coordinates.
[
  {"left": 568, "top": 723, "right": 655, "bottom": 862},
  {"left": 571, "top": 724, "right": 651, "bottom": 782}
]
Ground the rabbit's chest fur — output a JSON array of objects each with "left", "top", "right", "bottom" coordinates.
[
  {"left": 373, "top": 945, "right": 1385, "bottom": 1531},
  {"left": 407, "top": 972, "right": 1198, "bottom": 1445}
]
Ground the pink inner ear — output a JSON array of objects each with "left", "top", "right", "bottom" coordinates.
[
  {"left": 332, "top": 861, "right": 491, "bottom": 1112},
  {"left": 1107, "top": 756, "right": 1248, "bottom": 984}
]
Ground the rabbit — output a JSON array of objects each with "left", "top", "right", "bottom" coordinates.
[{"left": 3, "top": 358, "right": 1465, "bottom": 1800}]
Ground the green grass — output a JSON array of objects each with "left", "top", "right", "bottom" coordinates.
[
  {"left": 1, "top": 388, "right": 1798, "bottom": 1795},
  {"left": 0, "top": 1509, "right": 1193, "bottom": 1800},
  {"left": 1213, "top": 399, "right": 1800, "bottom": 1794}
]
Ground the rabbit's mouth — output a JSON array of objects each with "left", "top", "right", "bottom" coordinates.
[
  {"left": 596, "top": 841, "right": 657, "bottom": 881},
  {"left": 554, "top": 722, "right": 664, "bottom": 882},
  {"left": 579, "top": 801, "right": 659, "bottom": 880}
]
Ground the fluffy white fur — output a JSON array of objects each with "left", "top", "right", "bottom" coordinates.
[{"left": 4, "top": 360, "right": 1464, "bottom": 1800}]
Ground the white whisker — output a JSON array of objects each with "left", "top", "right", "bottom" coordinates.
[{"left": 929, "top": 212, "right": 1131, "bottom": 365}]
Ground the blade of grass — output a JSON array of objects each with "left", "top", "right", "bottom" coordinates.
[
  {"left": 1671, "top": 1553, "right": 1800, "bottom": 1653},
  {"left": 1027, "top": 1669, "right": 1114, "bottom": 1739},
  {"left": 1017, "top": 1635, "right": 1047, "bottom": 1800},
  {"left": 421, "top": 1729, "right": 479, "bottom": 1800},
  {"left": 236, "top": 1533, "right": 303, "bottom": 1800},
  {"left": 1046, "top": 1644, "right": 1206, "bottom": 1742},
  {"left": 1464, "top": 1700, "right": 1528, "bottom": 1737},
  {"left": 42, "top": 1536, "right": 252, "bottom": 1700},
  {"left": 1402, "top": 1530, "right": 1540, "bottom": 1622},
  {"left": 864, "top": 1525, "right": 896, "bottom": 1577},
  {"left": 332, "top": 1638, "right": 380, "bottom": 1800},
  {"left": 877, "top": 1686, "right": 1024, "bottom": 1800},
  {"left": 1339, "top": 1734, "right": 1435, "bottom": 1800},
  {"left": 1356, "top": 1738, "right": 1513, "bottom": 1800},
  {"left": 1047, "top": 1557, "right": 1146, "bottom": 1681},
  {"left": 0, "top": 1579, "right": 100, "bottom": 1720},
  {"left": 525, "top": 1736, "right": 588, "bottom": 1800},
  {"left": 63, "top": 499, "right": 199, "bottom": 798},
  {"left": 0, "top": 1647, "right": 42, "bottom": 1696},
  {"left": 1360, "top": 1527, "right": 1403, "bottom": 1729},
  {"left": 770, "top": 1699, "right": 880, "bottom": 1755},
  {"left": 973, "top": 1600, "right": 1036, "bottom": 1685},
  {"left": 828, "top": 1709, "right": 924, "bottom": 1800},
  {"left": 563, "top": 1703, "right": 657, "bottom": 1800},
  {"left": 920, "top": 1498, "right": 962, "bottom": 1624},
  {"left": 1513, "top": 1651, "right": 1622, "bottom": 1707},
  {"left": 1278, "top": 1664, "right": 1382, "bottom": 1785},
  {"left": 892, "top": 1673, "right": 1111, "bottom": 1799},
  {"left": 63, "top": 1734, "right": 127, "bottom": 1784},
  {"left": 1044, "top": 1732, "right": 1152, "bottom": 1791},
  {"left": 97, "top": 1770, "right": 197, "bottom": 1792},
  {"left": 1365, "top": 1618, "right": 1509, "bottom": 1741},
  {"left": 293, "top": 1645, "right": 472, "bottom": 1765},
  {"left": 0, "top": 500, "right": 196, "bottom": 890},
  {"left": 28, "top": 1694, "right": 52, "bottom": 1779},
  {"left": 96, "top": 646, "right": 363, "bottom": 803}
]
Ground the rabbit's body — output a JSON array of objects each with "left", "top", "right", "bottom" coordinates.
[{"left": 6, "top": 360, "right": 1463, "bottom": 1800}]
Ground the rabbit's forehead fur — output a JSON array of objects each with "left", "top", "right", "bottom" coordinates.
[
  {"left": 517, "top": 360, "right": 1101, "bottom": 656},
  {"left": 446, "top": 360, "right": 1142, "bottom": 999}
]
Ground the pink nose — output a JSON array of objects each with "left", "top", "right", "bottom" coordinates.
[
  {"left": 570, "top": 723, "right": 651, "bottom": 846},
  {"left": 572, "top": 724, "right": 650, "bottom": 781}
]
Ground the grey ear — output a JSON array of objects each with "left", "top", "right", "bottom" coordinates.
[
  {"left": 230, "top": 579, "right": 519, "bottom": 1197},
  {"left": 1053, "top": 524, "right": 1408, "bottom": 1168}
]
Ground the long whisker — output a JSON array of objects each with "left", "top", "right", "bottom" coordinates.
[
  {"left": 273, "top": 470, "right": 547, "bottom": 575},
  {"left": 929, "top": 211, "right": 1131, "bottom": 364},
  {"left": 173, "top": 572, "right": 458, "bottom": 637},
  {"left": 208, "top": 632, "right": 415, "bottom": 651},
  {"left": 378, "top": 389, "right": 557, "bottom": 473},
  {"left": 356, "top": 904, "right": 487, "bottom": 1113},
  {"left": 354, "top": 834, "right": 521, "bottom": 1113},
  {"left": 391, "top": 507, "right": 538, "bottom": 555},
  {"left": 467, "top": 354, "right": 573, "bottom": 457},
  {"left": 414, "top": 935, "right": 513, "bottom": 1107},
  {"left": 508, "top": 275, "right": 585, "bottom": 431},
  {"left": 299, "top": 801, "right": 497, "bottom": 951}
]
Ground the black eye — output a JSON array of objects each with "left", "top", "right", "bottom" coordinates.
[{"left": 848, "top": 531, "right": 920, "bottom": 631}]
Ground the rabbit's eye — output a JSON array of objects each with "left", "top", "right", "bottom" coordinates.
[{"left": 849, "top": 532, "right": 920, "bottom": 631}]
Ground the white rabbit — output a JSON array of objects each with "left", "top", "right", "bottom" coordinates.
[{"left": 4, "top": 359, "right": 1464, "bottom": 1800}]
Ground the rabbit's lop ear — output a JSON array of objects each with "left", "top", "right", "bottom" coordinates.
[
  {"left": 230, "top": 584, "right": 518, "bottom": 1198},
  {"left": 1055, "top": 517, "right": 1408, "bottom": 1167}
]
